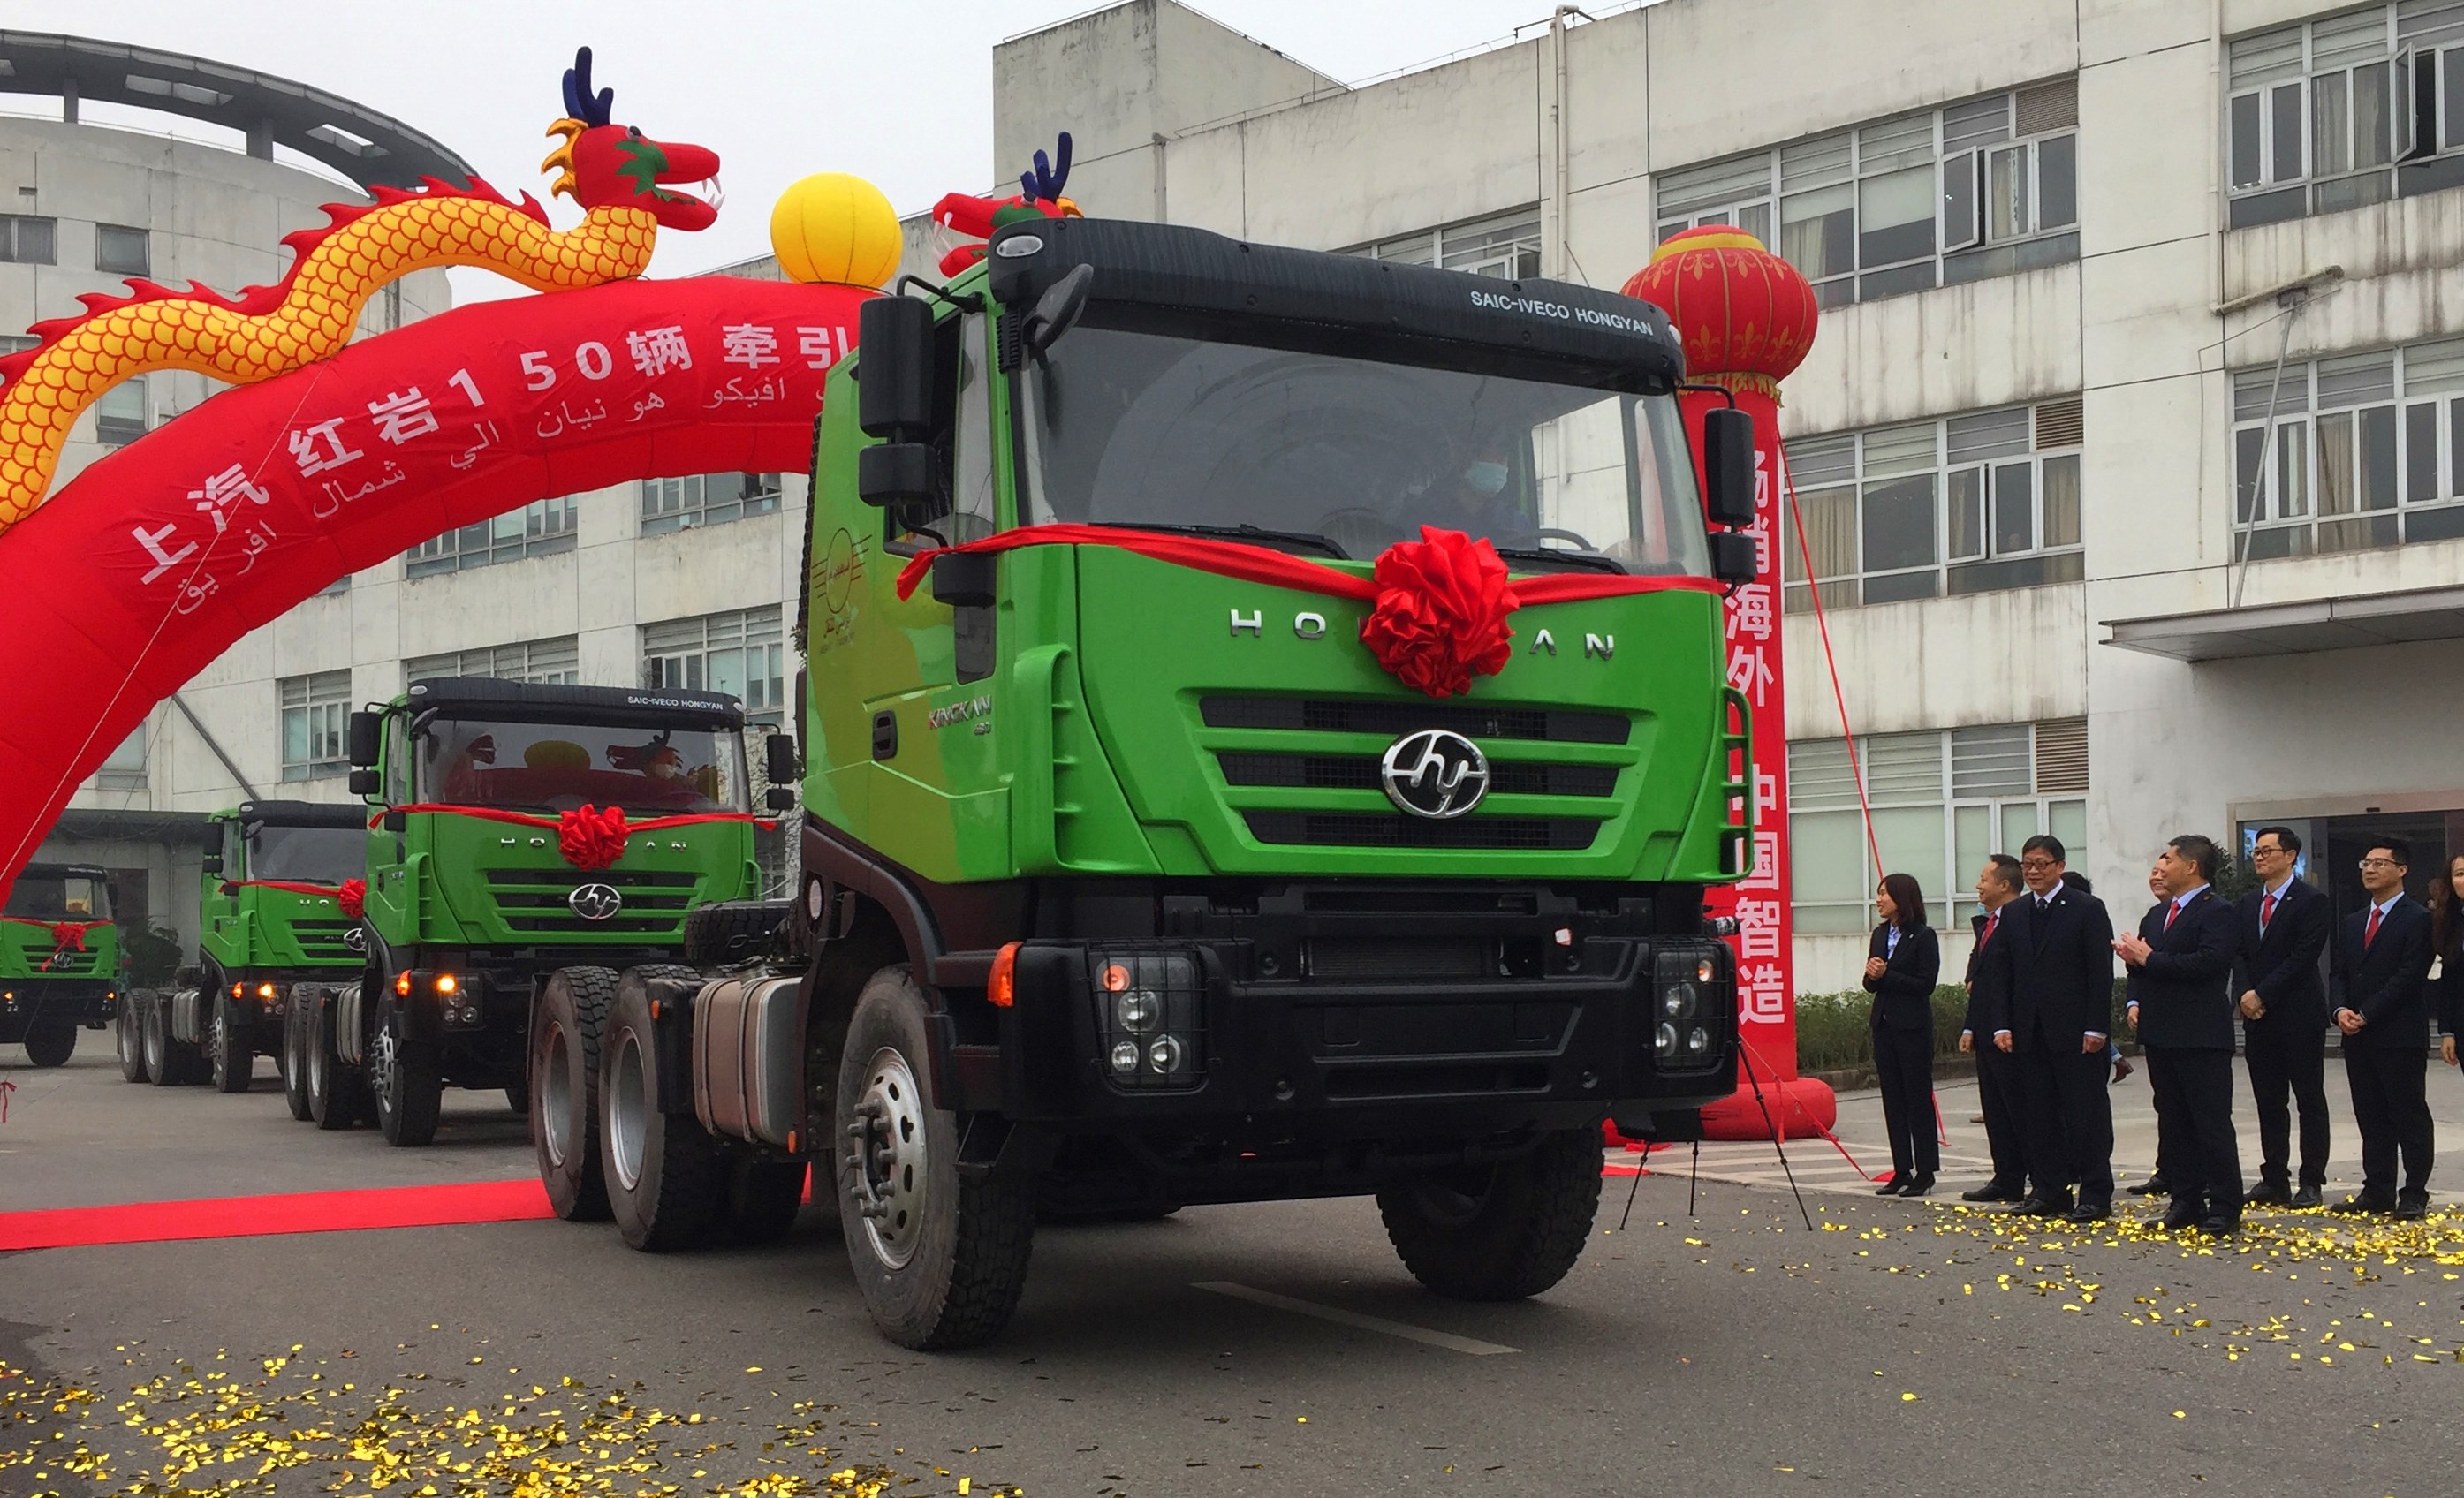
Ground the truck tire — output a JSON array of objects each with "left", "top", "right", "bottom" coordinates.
[
  {"left": 1376, "top": 1127, "right": 1602, "bottom": 1302},
  {"left": 280, "top": 989, "right": 314, "bottom": 1121},
  {"left": 368, "top": 1006, "right": 443, "bottom": 1147},
  {"left": 600, "top": 969, "right": 726, "bottom": 1251},
  {"left": 22, "top": 1021, "right": 75, "bottom": 1067},
  {"left": 117, "top": 992, "right": 152, "bottom": 1083},
  {"left": 307, "top": 995, "right": 366, "bottom": 1131},
  {"left": 208, "top": 996, "right": 253, "bottom": 1093},
  {"left": 533, "top": 966, "right": 618, "bottom": 1222},
  {"left": 143, "top": 996, "right": 183, "bottom": 1086},
  {"left": 682, "top": 900, "right": 792, "bottom": 965},
  {"left": 720, "top": 1158, "right": 807, "bottom": 1245},
  {"left": 836, "top": 965, "right": 1036, "bottom": 1350}
]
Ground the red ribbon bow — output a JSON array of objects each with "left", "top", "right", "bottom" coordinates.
[
  {"left": 380, "top": 805, "right": 776, "bottom": 871},
  {"left": 221, "top": 878, "right": 368, "bottom": 919},
  {"left": 894, "top": 524, "right": 1720, "bottom": 700},
  {"left": 557, "top": 805, "right": 633, "bottom": 872}
]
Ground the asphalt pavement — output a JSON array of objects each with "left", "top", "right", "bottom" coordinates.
[{"left": 6, "top": 1046, "right": 2464, "bottom": 1497}]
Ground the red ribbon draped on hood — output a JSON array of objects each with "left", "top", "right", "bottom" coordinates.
[
  {"left": 379, "top": 804, "right": 775, "bottom": 873},
  {"left": 894, "top": 524, "right": 1721, "bottom": 699},
  {"left": 0, "top": 914, "right": 105, "bottom": 970},
  {"left": 222, "top": 878, "right": 368, "bottom": 919}
]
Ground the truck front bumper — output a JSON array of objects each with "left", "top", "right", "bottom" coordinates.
[{"left": 0, "top": 979, "right": 118, "bottom": 1039}]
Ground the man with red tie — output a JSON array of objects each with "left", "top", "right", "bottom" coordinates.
[
  {"left": 1958, "top": 854, "right": 2028, "bottom": 1202},
  {"left": 2232, "top": 827, "right": 2333, "bottom": 1207},
  {"left": 2118, "top": 835, "right": 2243, "bottom": 1234},
  {"left": 2331, "top": 837, "right": 2437, "bottom": 1218}
]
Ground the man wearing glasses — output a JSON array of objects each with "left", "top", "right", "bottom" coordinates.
[
  {"left": 2331, "top": 838, "right": 2436, "bottom": 1219},
  {"left": 1982, "top": 835, "right": 2117, "bottom": 1223},
  {"left": 2232, "top": 828, "right": 2334, "bottom": 1208}
]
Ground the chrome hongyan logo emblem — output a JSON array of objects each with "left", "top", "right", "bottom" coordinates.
[
  {"left": 342, "top": 926, "right": 368, "bottom": 955},
  {"left": 1379, "top": 730, "right": 1490, "bottom": 820},
  {"left": 568, "top": 883, "right": 625, "bottom": 922}
]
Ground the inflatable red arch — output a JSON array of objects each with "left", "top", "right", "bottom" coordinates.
[{"left": 0, "top": 274, "right": 874, "bottom": 897}]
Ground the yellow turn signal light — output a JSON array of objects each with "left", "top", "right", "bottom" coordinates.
[
  {"left": 989, "top": 942, "right": 1021, "bottom": 1008},
  {"left": 436, "top": 973, "right": 459, "bottom": 995},
  {"left": 257, "top": 982, "right": 277, "bottom": 999},
  {"left": 394, "top": 972, "right": 412, "bottom": 997}
]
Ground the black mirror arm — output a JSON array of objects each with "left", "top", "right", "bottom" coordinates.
[
  {"left": 895, "top": 274, "right": 983, "bottom": 313},
  {"left": 1679, "top": 381, "right": 1739, "bottom": 409}
]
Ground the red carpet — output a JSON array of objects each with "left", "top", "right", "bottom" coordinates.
[{"left": 0, "top": 1178, "right": 552, "bottom": 1251}]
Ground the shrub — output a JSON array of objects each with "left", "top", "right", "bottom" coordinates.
[{"left": 1790, "top": 986, "right": 1973, "bottom": 1072}]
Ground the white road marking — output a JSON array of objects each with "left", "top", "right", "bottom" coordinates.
[{"left": 1194, "top": 1281, "right": 1520, "bottom": 1356}]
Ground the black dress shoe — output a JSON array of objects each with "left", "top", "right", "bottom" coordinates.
[
  {"left": 2197, "top": 1214, "right": 2241, "bottom": 1235},
  {"left": 2246, "top": 1183, "right": 2292, "bottom": 1207},
  {"left": 2330, "top": 1195, "right": 2394, "bottom": 1214},
  {"left": 2159, "top": 1205, "right": 2205, "bottom": 1232},
  {"left": 2125, "top": 1176, "right": 2170, "bottom": 1198},
  {"left": 1899, "top": 1174, "right": 1936, "bottom": 1198},
  {"left": 2395, "top": 1194, "right": 2430, "bottom": 1221},
  {"left": 1875, "top": 1173, "right": 1910, "bottom": 1197},
  {"left": 2290, "top": 1184, "right": 2323, "bottom": 1209},
  {"left": 2013, "top": 1195, "right": 2070, "bottom": 1217},
  {"left": 1961, "top": 1182, "right": 2026, "bottom": 1203},
  {"left": 2066, "top": 1201, "right": 2111, "bottom": 1224}
]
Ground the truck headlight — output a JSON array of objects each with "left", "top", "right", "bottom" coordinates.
[
  {"left": 1659, "top": 983, "right": 1697, "bottom": 1020},
  {"left": 1116, "top": 989, "right": 1160, "bottom": 1033},
  {"left": 1087, "top": 948, "right": 1202, "bottom": 1091},
  {"left": 1653, "top": 945, "right": 1729, "bottom": 1067}
]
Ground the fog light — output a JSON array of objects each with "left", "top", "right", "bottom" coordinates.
[
  {"left": 1110, "top": 1040, "right": 1141, "bottom": 1075},
  {"left": 1660, "top": 983, "right": 1696, "bottom": 1019},
  {"left": 1100, "top": 964, "right": 1131, "bottom": 994},
  {"left": 1656, "top": 1021, "right": 1678, "bottom": 1055},
  {"left": 257, "top": 982, "right": 277, "bottom": 1000},
  {"left": 436, "top": 973, "right": 459, "bottom": 995},
  {"left": 1686, "top": 1025, "right": 1710, "bottom": 1056},
  {"left": 1116, "top": 989, "right": 1160, "bottom": 1033},
  {"left": 1148, "top": 1035, "right": 1184, "bottom": 1073}
]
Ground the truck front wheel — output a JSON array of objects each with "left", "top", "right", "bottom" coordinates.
[
  {"left": 1376, "top": 1127, "right": 1603, "bottom": 1302},
  {"left": 835, "top": 966, "right": 1036, "bottom": 1350},
  {"left": 23, "top": 1021, "right": 74, "bottom": 1067},
  {"left": 534, "top": 966, "right": 618, "bottom": 1222},
  {"left": 306, "top": 994, "right": 365, "bottom": 1130},
  {"left": 117, "top": 994, "right": 151, "bottom": 1083},
  {"left": 600, "top": 972, "right": 726, "bottom": 1251},
  {"left": 368, "top": 1008, "right": 442, "bottom": 1146},
  {"left": 209, "top": 998, "right": 252, "bottom": 1093}
]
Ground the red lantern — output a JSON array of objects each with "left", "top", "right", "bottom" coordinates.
[{"left": 1622, "top": 225, "right": 1819, "bottom": 398}]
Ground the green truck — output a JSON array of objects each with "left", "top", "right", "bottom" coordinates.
[
  {"left": 309, "top": 677, "right": 784, "bottom": 1147},
  {"left": 118, "top": 801, "right": 366, "bottom": 1096},
  {"left": 2, "top": 862, "right": 120, "bottom": 1067},
  {"left": 528, "top": 216, "right": 1762, "bottom": 1350}
]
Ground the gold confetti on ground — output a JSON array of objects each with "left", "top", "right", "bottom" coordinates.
[{"left": 0, "top": 1348, "right": 1015, "bottom": 1498}]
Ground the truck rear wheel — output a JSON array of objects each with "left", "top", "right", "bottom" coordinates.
[
  {"left": 368, "top": 1006, "right": 443, "bottom": 1146},
  {"left": 600, "top": 971, "right": 726, "bottom": 1251},
  {"left": 23, "top": 1021, "right": 74, "bottom": 1067},
  {"left": 835, "top": 966, "right": 1036, "bottom": 1350},
  {"left": 280, "top": 991, "right": 314, "bottom": 1121},
  {"left": 1376, "top": 1127, "right": 1603, "bottom": 1302},
  {"left": 533, "top": 966, "right": 618, "bottom": 1222},
  {"left": 306, "top": 995, "right": 363, "bottom": 1130},
  {"left": 117, "top": 993, "right": 152, "bottom": 1083},
  {"left": 143, "top": 996, "right": 182, "bottom": 1086},
  {"left": 209, "top": 997, "right": 252, "bottom": 1093}
]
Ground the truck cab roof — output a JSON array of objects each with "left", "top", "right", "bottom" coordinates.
[
  {"left": 18, "top": 861, "right": 110, "bottom": 881},
  {"left": 403, "top": 676, "right": 746, "bottom": 730},
  {"left": 224, "top": 800, "right": 368, "bottom": 829}
]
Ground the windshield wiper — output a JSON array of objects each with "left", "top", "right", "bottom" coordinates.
[
  {"left": 1490, "top": 545, "right": 1626, "bottom": 576},
  {"left": 1086, "top": 520, "right": 1348, "bottom": 559}
]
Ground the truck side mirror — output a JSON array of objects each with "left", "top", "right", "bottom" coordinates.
[
  {"left": 346, "top": 710, "right": 382, "bottom": 769},
  {"left": 764, "top": 732, "right": 800, "bottom": 785},
  {"left": 1700, "top": 407, "right": 1757, "bottom": 530},
  {"left": 857, "top": 297, "right": 935, "bottom": 439},
  {"left": 1023, "top": 263, "right": 1093, "bottom": 356},
  {"left": 348, "top": 768, "right": 380, "bottom": 796},
  {"left": 382, "top": 810, "right": 406, "bottom": 834},
  {"left": 1708, "top": 532, "right": 1758, "bottom": 587},
  {"left": 201, "top": 852, "right": 222, "bottom": 875},
  {"left": 930, "top": 550, "right": 997, "bottom": 609},
  {"left": 856, "top": 441, "right": 935, "bottom": 508},
  {"left": 765, "top": 786, "right": 796, "bottom": 813}
]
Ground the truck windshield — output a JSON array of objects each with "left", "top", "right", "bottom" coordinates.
[
  {"left": 7, "top": 874, "right": 112, "bottom": 921},
  {"left": 415, "top": 719, "right": 746, "bottom": 814},
  {"left": 246, "top": 825, "right": 363, "bottom": 884},
  {"left": 1016, "top": 324, "right": 1710, "bottom": 574}
]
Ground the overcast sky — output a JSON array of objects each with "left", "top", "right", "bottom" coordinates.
[{"left": 4, "top": 1, "right": 1575, "bottom": 299}]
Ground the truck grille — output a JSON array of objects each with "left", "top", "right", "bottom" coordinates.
[
  {"left": 1202, "top": 695, "right": 1628, "bottom": 745},
  {"left": 22, "top": 945, "right": 106, "bottom": 976},
  {"left": 1243, "top": 812, "right": 1599, "bottom": 851},
  {"left": 289, "top": 919, "right": 363, "bottom": 964},
  {"left": 484, "top": 869, "right": 700, "bottom": 936},
  {"left": 1218, "top": 753, "right": 1616, "bottom": 798}
]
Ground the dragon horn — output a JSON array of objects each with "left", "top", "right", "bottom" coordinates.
[
  {"left": 563, "top": 45, "right": 613, "bottom": 128},
  {"left": 1051, "top": 132, "right": 1073, "bottom": 193}
]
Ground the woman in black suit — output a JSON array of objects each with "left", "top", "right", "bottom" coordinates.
[
  {"left": 2430, "top": 853, "right": 2464, "bottom": 1072},
  {"left": 1864, "top": 871, "right": 1942, "bottom": 1195}
]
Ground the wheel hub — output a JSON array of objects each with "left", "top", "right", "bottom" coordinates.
[
  {"left": 847, "top": 1048, "right": 928, "bottom": 1270},
  {"left": 368, "top": 1019, "right": 397, "bottom": 1102},
  {"left": 539, "top": 1019, "right": 571, "bottom": 1168},
  {"left": 606, "top": 1030, "right": 648, "bottom": 1192}
]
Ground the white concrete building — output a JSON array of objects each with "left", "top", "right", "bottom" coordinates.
[{"left": 981, "top": 0, "right": 2464, "bottom": 992}]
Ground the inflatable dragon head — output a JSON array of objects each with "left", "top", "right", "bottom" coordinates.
[{"left": 542, "top": 47, "right": 722, "bottom": 231}]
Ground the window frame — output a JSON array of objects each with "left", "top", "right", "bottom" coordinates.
[
  {"left": 2225, "top": 4, "right": 2464, "bottom": 229},
  {"left": 277, "top": 670, "right": 353, "bottom": 783},
  {"left": 1346, "top": 207, "right": 1544, "bottom": 280},
  {"left": 403, "top": 636, "right": 581, "bottom": 688},
  {"left": 640, "top": 472, "right": 785, "bottom": 536},
  {"left": 403, "top": 496, "right": 579, "bottom": 577},
  {"left": 94, "top": 223, "right": 150, "bottom": 276},
  {"left": 0, "top": 214, "right": 57, "bottom": 266},
  {"left": 93, "top": 376, "right": 148, "bottom": 448},
  {"left": 641, "top": 607, "right": 787, "bottom": 724},
  {"left": 2231, "top": 337, "right": 2464, "bottom": 557}
]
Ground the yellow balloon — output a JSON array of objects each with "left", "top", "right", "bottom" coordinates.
[{"left": 770, "top": 173, "right": 901, "bottom": 289}]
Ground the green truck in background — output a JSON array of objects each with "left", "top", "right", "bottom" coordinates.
[
  {"left": 527, "top": 216, "right": 1763, "bottom": 1351},
  {"left": 1, "top": 862, "right": 120, "bottom": 1067},
  {"left": 310, "top": 677, "right": 785, "bottom": 1147},
  {"left": 118, "top": 802, "right": 367, "bottom": 1098}
]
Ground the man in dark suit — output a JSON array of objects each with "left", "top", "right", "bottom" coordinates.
[
  {"left": 1982, "top": 834, "right": 2116, "bottom": 1223},
  {"left": 2233, "top": 826, "right": 2333, "bottom": 1207},
  {"left": 2119, "top": 834, "right": 2244, "bottom": 1234},
  {"left": 2331, "top": 837, "right": 2437, "bottom": 1218},
  {"left": 1959, "top": 854, "right": 2028, "bottom": 1203}
]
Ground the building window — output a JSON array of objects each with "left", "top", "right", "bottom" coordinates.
[
  {"left": 95, "top": 224, "right": 149, "bottom": 276},
  {"left": 278, "top": 671, "right": 353, "bottom": 782},
  {"left": 1783, "top": 396, "right": 2084, "bottom": 609},
  {"left": 95, "top": 726, "right": 148, "bottom": 791},
  {"left": 1788, "top": 720, "right": 2089, "bottom": 936},
  {"left": 641, "top": 473, "right": 783, "bottom": 535},
  {"left": 94, "top": 378, "right": 148, "bottom": 447},
  {"left": 1349, "top": 208, "right": 1542, "bottom": 278},
  {"left": 0, "top": 215, "right": 56, "bottom": 265},
  {"left": 405, "top": 636, "right": 580, "bottom": 687},
  {"left": 0, "top": 333, "right": 37, "bottom": 357},
  {"left": 643, "top": 608, "right": 785, "bottom": 723},
  {"left": 404, "top": 496, "right": 578, "bottom": 577},
  {"left": 2231, "top": 335, "right": 2464, "bottom": 556},
  {"left": 1655, "top": 78, "right": 2079, "bottom": 306},
  {"left": 2226, "top": 4, "right": 2464, "bottom": 229}
]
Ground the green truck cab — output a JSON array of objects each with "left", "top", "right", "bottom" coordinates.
[
  {"left": 1, "top": 861, "right": 119, "bottom": 1067},
  {"left": 532, "top": 217, "right": 1757, "bottom": 1350},
  {"left": 309, "top": 677, "right": 773, "bottom": 1146},
  {"left": 118, "top": 801, "right": 366, "bottom": 1096}
]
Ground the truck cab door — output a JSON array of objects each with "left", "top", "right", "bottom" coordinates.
[{"left": 203, "top": 819, "right": 242, "bottom": 963}]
